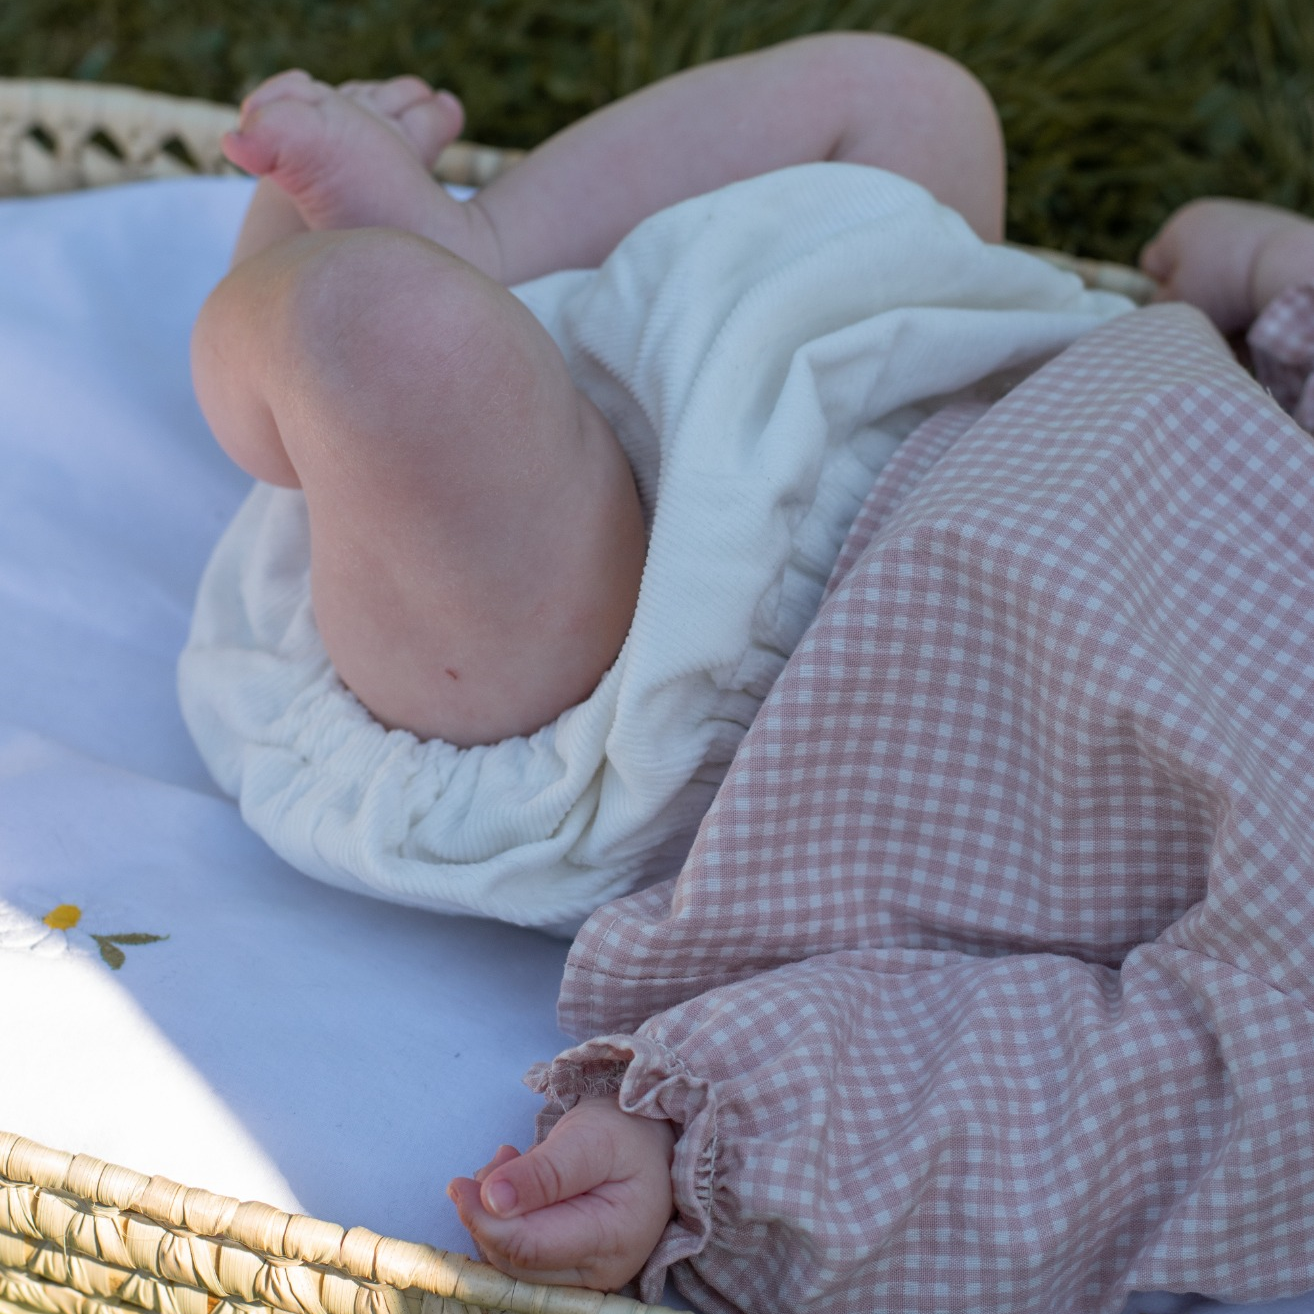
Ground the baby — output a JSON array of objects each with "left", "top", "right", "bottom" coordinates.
[
  {"left": 187, "top": 27, "right": 1314, "bottom": 1294},
  {"left": 184, "top": 32, "right": 1080, "bottom": 1288},
  {"left": 185, "top": 33, "right": 1013, "bottom": 1283},
  {"left": 191, "top": 32, "right": 1005, "bottom": 749},
  {"left": 184, "top": 29, "right": 1118, "bottom": 940}
]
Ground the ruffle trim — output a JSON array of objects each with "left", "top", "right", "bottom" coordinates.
[{"left": 526, "top": 1034, "right": 718, "bottom": 1307}]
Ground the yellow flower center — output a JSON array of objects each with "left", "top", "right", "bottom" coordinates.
[{"left": 43, "top": 904, "right": 82, "bottom": 931}]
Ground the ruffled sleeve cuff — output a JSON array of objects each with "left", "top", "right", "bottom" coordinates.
[
  {"left": 526, "top": 1035, "right": 717, "bottom": 1306},
  {"left": 1248, "top": 282, "right": 1314, "bottom": 432}
]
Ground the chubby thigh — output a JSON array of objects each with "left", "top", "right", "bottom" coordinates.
[{"left": 190, "top": 226, "right": 647, "bottom": 749}]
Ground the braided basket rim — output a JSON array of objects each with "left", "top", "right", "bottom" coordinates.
[
  {"left": 0, "top": 1132, "right": 674, "bottom": 1314},
  {"left": 0, "top": 76, "right": 522, "bottom": 194}
]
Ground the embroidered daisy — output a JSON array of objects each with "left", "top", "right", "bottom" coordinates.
[
  {"left": 0, "top": 892, "right": 167, "bottom": 969},
  {"left": 0, "top": 896, "right": 78, "bottom": 958}
]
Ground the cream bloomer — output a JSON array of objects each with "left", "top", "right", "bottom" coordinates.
[{"left": 178, "top": 163, "right": 1128, "bottom": 935}]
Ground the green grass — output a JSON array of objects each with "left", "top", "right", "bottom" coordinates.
[{"left": 3, "top": 0, "right": 1311, "bottom": 262}]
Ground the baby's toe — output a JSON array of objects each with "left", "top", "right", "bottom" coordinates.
[
  {"left": 224, "top": 89, "right": 343, "bottom": 181},
  {"left": 396, "top": 91, "right": 465, "bottom": 167},
  {"left": 335, "top": 77, "right": 461, "bottom": 166},
  {"left": 242, "top": 69, "right": 329, "bottom": 114},
  {"left": 347, "top": 75, "right": 436, "bottom": 116}
]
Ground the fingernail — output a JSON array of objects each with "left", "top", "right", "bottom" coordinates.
[{"left": 484, "top": 1179, "right": 518, "bottom": 1217}]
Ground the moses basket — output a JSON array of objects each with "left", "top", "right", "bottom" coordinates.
[{"left": 0, "top": 74, "right": 1154, "bottom": 1314}]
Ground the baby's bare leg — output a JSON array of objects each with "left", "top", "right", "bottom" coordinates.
[
  {"left": 471, "top": 31, "right": 1006, "bottom": 284},
  {"left": 192, "top": 229, "right": 645, "bottom": 747},
  {"left": 226, "top": 33, "right": 1002, "bottom": 289}
]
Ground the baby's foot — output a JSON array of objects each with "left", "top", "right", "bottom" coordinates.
[
  {"left": 336, "top": 76, "right": 463, "bottom": 168},
  {"left": 1141, "top": 198, "right": 1314, "bottom": 334},
  {"left": 223, "top": 71, "right": 466, "bottom": 242}
]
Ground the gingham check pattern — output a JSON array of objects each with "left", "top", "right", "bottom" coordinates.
[
  {"left": 1251, "top": 284, "right": 1314, "bottom": 433},
  {"left": 534, "top": 297, "right": 1314, "bottom": 1313}
]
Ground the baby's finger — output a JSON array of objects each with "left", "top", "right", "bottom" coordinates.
[
  {"left": 479, "top": 1120, "right": 614, "bottom": 1218},
  {"left": 449, "top": 1178, "right": 627, "bottom": 1289},
  {"left": 446, "top": 1175, "right": 487, "bottom": 1234},
  {"left": 473, "top": 1144, "right": 520, "bottom": 1182},
  {"left": 1138, "top": 234, "right": 1172, "bottom": 281}
]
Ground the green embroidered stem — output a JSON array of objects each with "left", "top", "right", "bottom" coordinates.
[{"left": 91, "top": 932, "right": 169, "bottom": 970}]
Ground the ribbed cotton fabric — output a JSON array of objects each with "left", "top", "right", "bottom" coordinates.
[{"left": 179, "top": 163, "right": 1128, "bottom": 933}]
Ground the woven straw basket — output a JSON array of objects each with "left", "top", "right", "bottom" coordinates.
[
  {"left": 0, "top": 1132, "right": 670, "bottom": 1314},
  {"left": 0, "top": 77, "right": 521, "bottom": 194},
  {"left": 0, "top": 73, "right": 1156, "bottom": 1314}
]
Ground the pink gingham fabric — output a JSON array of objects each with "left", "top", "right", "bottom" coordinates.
[
  {"left": 532, "top": 295, "right": 1314, "bottom": 1313},
  {"left": 1251, "top": 283, "right": 1314, "bottom": 433}
]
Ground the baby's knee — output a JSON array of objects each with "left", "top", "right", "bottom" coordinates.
[
  {"left": 909, "top": 48, "right": 1005, "bottom": 234},
  {"left": 206, "top": 229, "right": 503, "bottom": 455},
  {"left": 194, "top": 230, "right": 420, "bottom": 485},
  {"left": 790, "top": 31, "right": 1005, "bottom": 241},
  {"left": 274, "top": 228, "right": 516, "bottom": 415},
  {"left": 192, "top": 241, "right": 312, "bottom": 486},
  {"left": 798, "top": 30, "right": 997, "bottom": 126},
  {"left": 268, "top": 228, "right": 585, "bottom": 490}
]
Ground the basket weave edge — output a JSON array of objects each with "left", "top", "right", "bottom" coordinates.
[
  {"left": 0, "top": 76, "right": 523, "bottom": 195},
  {"left": 0, "top": 1132, "right": 673, "bottom": 1314}
]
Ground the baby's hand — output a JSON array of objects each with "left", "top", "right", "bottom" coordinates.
[
  {"left": 447, "top": 1096, "right": 676, "bottom": 1291},
  {"left": 1140, "top": 198, "right": 1314, "bottom": 334}
]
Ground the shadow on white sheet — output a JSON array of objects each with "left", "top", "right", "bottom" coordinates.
[
  {"left": 0, "top": 176, "right": 570, "bottom": 1255},
  {"left": 0, "top": 175, "right": 1308, "bottom": 1314}
]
